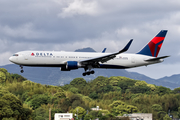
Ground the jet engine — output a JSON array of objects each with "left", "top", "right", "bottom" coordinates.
[{"left": 60, "top": 61, "right": 81, "bottom": 71}]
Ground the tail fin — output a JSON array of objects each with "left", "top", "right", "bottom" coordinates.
[{"left": 137, "top": 30, "right": 168, "bottom": 57}]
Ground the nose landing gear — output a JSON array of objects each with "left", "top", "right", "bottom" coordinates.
[
  {"left": 20, "top": 65, "right": 24, "bottom": 73},
  {"left": 21, "top": 70, "right": 24, "bottom": 73}
]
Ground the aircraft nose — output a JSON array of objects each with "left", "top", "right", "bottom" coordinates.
[
  {"left": 9, "top": 56, "right": 17, "bottom": 63},
  {"left": 9, "top": 56, "right": 13, "bottom": 62}
]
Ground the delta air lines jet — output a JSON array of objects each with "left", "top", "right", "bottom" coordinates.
[{"left": 9, "top": 30, "right": 169, "bottom": 76}]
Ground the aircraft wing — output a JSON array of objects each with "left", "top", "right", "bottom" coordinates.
[{"left": 80, "top": 39, "right": 133, "bottom": 65}]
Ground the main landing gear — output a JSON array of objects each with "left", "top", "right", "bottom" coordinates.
[
  {"left": 82, "top": 66, "right": 95, "bottom": 76},
  {"left": 20, "top": 65, "right": 24, "bottom": 73},
  {"left": 82, "top": 70, "right": 95, "bottom": 76}
]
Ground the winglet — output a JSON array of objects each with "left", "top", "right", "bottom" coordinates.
[
  {"left": 119, "top": 39, "right": 133, "bottom": 53},
  {"left": 102, "top": 48, "right": 107, "bottom": 53}
]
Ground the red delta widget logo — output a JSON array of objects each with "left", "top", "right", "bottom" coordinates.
[{"left": 31, "top": 53, "right": 53, "bottom": 56}]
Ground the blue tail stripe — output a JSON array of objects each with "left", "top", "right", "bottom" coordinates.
[
  {"left": 156, "top": 30, "right": 167, "bottom": 37},
  {"left": 138, "top": 45, "right": 152, "bottom": 56},
  {"left": 154, "top": 40, "right": 163, "bottom": 56}
]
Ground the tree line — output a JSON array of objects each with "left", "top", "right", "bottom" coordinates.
[{"left": 0, "top": 68, "right": 179, "bottom": 120}]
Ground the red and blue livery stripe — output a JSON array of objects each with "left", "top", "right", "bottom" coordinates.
[{"left": 137, "top": 30, "right": 167, "bottom": 57}]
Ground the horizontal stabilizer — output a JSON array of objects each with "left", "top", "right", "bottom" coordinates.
[{"left": 145, "top": 56, "right": 170, "bottom": 62}]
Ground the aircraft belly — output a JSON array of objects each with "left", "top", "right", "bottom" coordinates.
[
  {"left": 101, "top": 56, "right": 147, "bottom": 68},
  {"left": 99, "top": 64, "right": 129, "bottom": 69},
  {"left": 100, "top": 60, "right": 130, "bottom": 69}
]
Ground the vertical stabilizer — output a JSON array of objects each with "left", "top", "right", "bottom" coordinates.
[{"left": 137, "top": 30, "right": 167, "bottom": 57}]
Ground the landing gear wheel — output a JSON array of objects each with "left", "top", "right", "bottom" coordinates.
[
  {"left": 91, "top": 70, "right": 95, "bottom": 74},
  {"left": 82, "top": 70, "right": 95, "bottom": 76},
  {"left": 82, "top": 73, "right": 86, "bottom": 76},
  {"left": 87, "top": 72, "right": 90, "bottom": 75},
  {"left": 20, "top": 70, "right": 24, "bottom": 73},
  {"left": 83, "top": 66, "right": 95, "bottom": 76},
  {"left": 20, "top": 65, "right": 24, "bottom": 73}
]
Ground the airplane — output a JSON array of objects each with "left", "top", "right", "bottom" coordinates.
[{"left": 9, "top": 30, "right": 169, "bottom": 76}]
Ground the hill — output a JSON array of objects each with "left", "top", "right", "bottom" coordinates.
[
  {"left": 75, "top": 47, "right": 96, "bottom": 52},
  {"left": 157, "top": 74, "right": 180, "bottom": 85},
  {"left": 0, "top": 68, "right": 179, "bottom": 120},
  {"left": 1, "top": 64, "right": 180, "bottom": 89}
]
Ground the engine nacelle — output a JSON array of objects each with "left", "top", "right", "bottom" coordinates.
[
  {"left": 60, "top": 61, "right": 80, "bottom": 71},
  {"left": 66, "top": 61, "right": 79, "bottom": 69},
  {"left": 60, "top": 67, "right": 71, "bottom": 71}
]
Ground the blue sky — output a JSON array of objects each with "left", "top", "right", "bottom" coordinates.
[{"left": 0, "top": 0, "right": 180, "bottom": 79}]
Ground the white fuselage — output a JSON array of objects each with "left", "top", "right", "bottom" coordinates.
[{"left": 9, "top": 51, "right": 162, "bottom": 69}]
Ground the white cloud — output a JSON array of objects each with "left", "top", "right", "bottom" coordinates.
[
  {"left": 0, "top": 0, "right": 180, "bottom": 78},
  {"left": 0, "top": 23, "right": 44, "bottom": 39},
  {"left": 0, "top": 51, "right": 12, "bottom": 66},
  {"left": 58, "top": 0, "right": 99, "bottom": 18},
  {"left": 115, "top": 28, "right": 140, "bottom": 37}
]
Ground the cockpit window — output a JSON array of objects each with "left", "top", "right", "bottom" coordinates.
[{"left": 13, "top": 54, "right": 19, "bottom": 56}]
